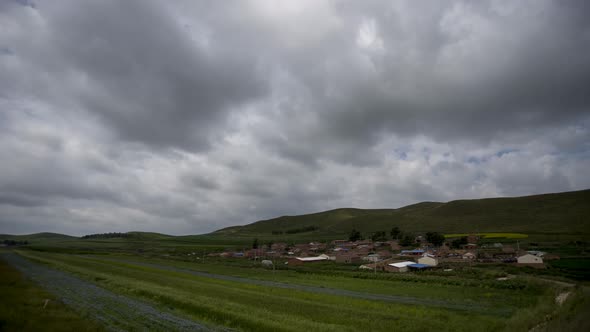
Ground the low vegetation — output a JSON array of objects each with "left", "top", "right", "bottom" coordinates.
[
  {"left": 210, "top": 189, "right": 590, "bottom": 243},
  {"left": 10, "top": 250, "right": 574, "bottom": 331},
  {"left": 0, "top": 253, "right": 103, "bottom": 332}
]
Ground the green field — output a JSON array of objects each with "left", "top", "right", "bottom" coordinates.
[
  {"left": 9, "top": 249, "right": 576, "bottom": 332},
  {"left": 0, "top": 254, "right": 103, "bottom": 332}
]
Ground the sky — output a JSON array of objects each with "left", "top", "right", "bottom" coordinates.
[{"left": 1, "top": 0, "right": 589, "bottom": 236}]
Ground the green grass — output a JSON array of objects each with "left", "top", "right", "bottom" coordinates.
[
  {"left": 0, "top": 253, "right": 104, "bottom": 332},
  {"left": 548, "top": 258, "right": 590, "bottom": 280},
  {"left": 540, "top": 287, "right": 590, "bottom": 331},
  {"left": 15, "top": 250, "right": 565, "bottom": 332},
  {"left": 207, "top": 189, "right": 590, "bottom": 242}
]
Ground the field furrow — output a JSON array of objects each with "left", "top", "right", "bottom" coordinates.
[{"left": 3, "top": 253, "right": 228, "bottom": 332}]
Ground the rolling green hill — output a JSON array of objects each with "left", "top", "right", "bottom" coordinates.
[
  {"left": 2, "top": 190, "right": 589, "bottom": 248},
  {"left": 0, "top": 232, "right": 77, "bottom": 242},
  {"left": 209, "top": 189, "right": 590, "bottom": 242}
]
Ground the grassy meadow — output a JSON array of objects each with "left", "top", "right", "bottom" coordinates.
[
  {"left": 209, "top": 189, "right": 590, "bottom": 243},
  {"left": 0, "top": 253, "right": 103, "bottom": 332},
  {"left": 10, "top": 249, "right": 576, "bottom": 332}
]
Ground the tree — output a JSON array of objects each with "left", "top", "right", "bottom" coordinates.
[
  {"left": 399, "top": 234, "right": 415, "bottom": 247},
  {"left": 425, "top": 232, "right": 445, "bottom": 247},
  {"left": 450, "top": 236, "right": 468, "bottom": 249},
  {"left": 371, "top": 231, "right": 387, "bottom": 242},
  {"left": 390, "top": 226, "right": 401, "bottom": 240},
  {"left": 252, "top": 238, "right": 259, "bottom": 249},
  {"left": 349, "top": 228, "right": 363, "bottom": 242}
]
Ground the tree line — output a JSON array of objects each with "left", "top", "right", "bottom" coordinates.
[
  {"left": 2, "top": 239, "right": 28, "bottom": 246},
  {"left": 81, "top": 232, "right": 131, "bottom": 239},
  {"left": 271, "top": 225, "right": 318, "bottom": 235},
  {"left": 348, "top": 227, "right": 447, "bottom": 247}
]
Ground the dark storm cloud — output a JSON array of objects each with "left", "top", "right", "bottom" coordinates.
[
  {"left": 252, "top": 0, "right": 590, "bottom": 166},
  {"left": 2, "top": 0, "right": 268, "bottom": 151}
]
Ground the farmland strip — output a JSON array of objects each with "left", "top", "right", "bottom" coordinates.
[
  {"left": 3, "top": 253, "right": 229, "bottom": 332},
  {"left": 96, "top": 256, "right": 512, "bottom": 316}
]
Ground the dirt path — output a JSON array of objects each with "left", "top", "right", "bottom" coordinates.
[
  {"left": 96, "top": 256, "right": 512, "bottom": 316},
  {"left": 2, "top": 253, "right": 228, "bottom": 332}
]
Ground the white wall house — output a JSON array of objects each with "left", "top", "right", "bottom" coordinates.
[
  {"left": 417, "top": 254, "right": 438, "bottom": 266},
  {"left": 386, "top": 261, "right": 415, "bottom": 273},
  {"left": 517, "top": 254, "right": 543, "bottom": 264}
]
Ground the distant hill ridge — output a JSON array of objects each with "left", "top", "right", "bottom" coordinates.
[
  {"left": 2, "top": 190, "right": 589, "bottom": 242},
  {"left": 212, "top": 189, "right": 590, "bottom": 239}
]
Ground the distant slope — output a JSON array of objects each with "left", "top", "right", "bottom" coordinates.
[
  {"left": 0, "top": 232, "right": 77, "bottom": 242},
  {"left": 210, "top": 189, "right": 590, "bottom": 240}
]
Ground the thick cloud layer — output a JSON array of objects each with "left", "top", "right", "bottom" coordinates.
[{"left": 1, "top": 0, "right": 589, "bottom": 235}]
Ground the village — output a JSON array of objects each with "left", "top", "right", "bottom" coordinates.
[{"left": 209, "top": 232, "right": 557, "bottom": 272}]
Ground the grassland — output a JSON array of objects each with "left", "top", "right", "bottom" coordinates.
[
  {"left": 8, "top": 249, "right": 575, "bottom": 332},
  {"left": 208, "top": 189, "right": 590, "bottom": 243},
  {"left": 0, "top": 253, "right": 103, "bottom": 332}
]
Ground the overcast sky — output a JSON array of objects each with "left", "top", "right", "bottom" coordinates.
[{"left": 1, "top": 0, "right": 589, "bottom": 236}]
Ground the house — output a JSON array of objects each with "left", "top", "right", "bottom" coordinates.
[
  {"left": 464, "top": 243, "right": 478, "bottom": 250},
  {"left": 408, "top": 263, "right": 431, "bottom": 271},
  {"left": 462, "top": 252, "right": 476, "bottom": 260},
  {"left": 362, "top": 253, "right": 381, "bottom": 262},
  {"left": 355, "top": 240, "right": 373, "bottom": 246},
  {"left": 400, "top": 249, "right": 425, "bottom": 256},
  {"left": 385, "top": 261, "right": 415, "bottom": 273},
  {"left": 265, "top": 251, "right": 281, "bottom": 258},
  {"left": 245, "top": 248, "right": 264, "bottom": 258},
  {"left": 335, "top": 253, "right": 362, "bottom": 264},
  {"left": 287, "top": 256, "right": 328, "bottom": 266},
  {"left": 517, "top": 254, "right": 544, "bottom": 264},
  {"left": 377, "top": 250, "right": 392, "bottom": 259},
  {"left": 294, "top": 243, "right": 311, "bottom": 252},
  {"left": 360, "top": 260, "right": 396, "bottom": 271},
  {"left": 467, "top": 234, "right": 479, "bottom": 244},
  {"left": 417, "top": 254, "right": 439, "bottom": 266},
  {"left": 309, "top": 242, "right": 327, "bottom": 252},
  {"left": 386, "top": 240, "right": 401, "bottom": 251},
  {"left": 332, "top": 240, "right": 351, "bottom": 248},
  {"left": 502, "top": 245, "right": 515, "bottom": 254},
  {"left": 271, "top": 242, "right": 288, "bottom": 252},
  {"left": 318, "top": 254, "right": 333, "bottom": 260}
]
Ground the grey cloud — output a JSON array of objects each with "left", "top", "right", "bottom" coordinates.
[
  {"left": 0, "top": 192, "right": 45, "bottom": 207},
  {"left": 0, "top": 1, "right": 589, "bottom": 236},
  {"left": 3, "top": 0, "right": 268, "bottom": 151},
  {"left": 186, "top": 176, "right": 219, "bottom": 191},
  {"left": 250, "top": 0, "right": 590, "bottom": 166}
]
